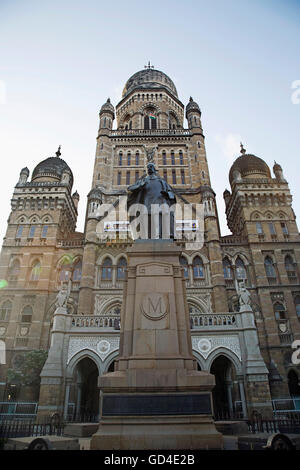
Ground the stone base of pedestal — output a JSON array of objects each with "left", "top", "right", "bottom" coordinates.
[
  {"left": 90, "top": 369, "right": 223, "bottom": 450},
  {"left": 90, "top": 415, "right": 223, "bottom": 450}
]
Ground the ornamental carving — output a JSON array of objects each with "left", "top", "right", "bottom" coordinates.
[
  {"left": 141, "top": 293, "right": 169, "bottom": 321},
  {"left": 192, "top": 335, "right": 241, "bottom": 361},
  {"left": 67, "top": 336, "right": 120, "bottom": 363}
]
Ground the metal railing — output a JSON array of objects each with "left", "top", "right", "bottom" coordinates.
[
  {"left": 272, "top": 398, "right": 300, "bottom": 415},
  {"left": 247, "top": 414, "right": 300, "bottom": 434},
  {"left": 0, "top": 419, "right": 65, "bottom": 439},
  {"left": 0, "top": 402, "right": 38, "bottom": 420}
]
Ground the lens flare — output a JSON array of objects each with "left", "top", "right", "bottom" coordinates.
[{"left": 0, "top": 280, "right": 8, "bottom": 289}]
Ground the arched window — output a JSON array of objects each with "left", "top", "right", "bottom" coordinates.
[
  {"left": 265, "top": 256, "right": 276, "bottom": 280},
  {"left": 8, "top": 259, "right": 20, "bottom": 282},
  {"left": 180, "top": 256, "right": 189, "bottom": 278},
  {"left": 236, "top": 257, "right": 247, "bottom": 280},
  {"left": 16, "top": 226, "right": 23, "bottom": 239},
  {"left": 193, "top": 256, "right": 204, "bottom": 279},
  {"left": 59, "top": 267, "right": 71, "bottom": 282},
  {"left": 144, "top": 116, "right": 149, "bottom": 130},
  {"left": 101, "top": 258, "right": 112, "bottom": 280},
  {"left": 172, "top": 170, "right": 176, "bottom": 184},
  {"left": 285, "top": 255, "right": 297, "bottom": 281},
  {"left": 30, "top": 261, "right": 41, "bottom": 281},
  {"left": 181, "top": 169, "right": 185, "bottom": 184},
  {"left": 29, "top": 225, "right": 36, "bottom": 239},
  {"left": 294, "top": 296, "right": 300, "bottom": 320},
  {"left": 179, "top": 151, "right": 183, "bottom": 165},
  {"left": 151, "top": 116, "right": 157, "bottom": 129},
  {"left": 171, "top": 151, "right": 175, "bottom": 165},
  {"left": 135, "top": 152, "right": 140, "bottom": 166},
  {"left": 223, "top": 258, "right": 233, "bottom": 279},
  {"left": 0, "top": 301, "right": 12, "bottom": 321},
  {"left": 73, "top": 260, "right": 82, "bottom": 281},
  {"left": 127, "top": 152, "right": 131, "bottom": 166},
  {"left": 21, "top": 305, "right": 33, "bottom": 323},
  {"left": 274, "top": 302, "right": 286, "bottom": 321},
  {"left": 117, "top": 257, "right": 127, "bottom": 280},
  {"left": 163, "top": 170, "right": 168, "bottom": 181},
  {"left": 41, "top": 225, "right": 48, "bottom": 239},
  {"left": 162, "top": 151, "right": 167, "bottom": 165},
  {"left": 119, "top": 152, "right": 123, "bottom": 166}
]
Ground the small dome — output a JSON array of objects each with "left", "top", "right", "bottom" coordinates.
[
  {"left": 122, "top": 68, "right": 178, "bottom": 98},
  {"left": 186, "top": 97, "right": 201, "bottom": 117},
  {"left": 100, "top": 98, "right": 114, "bottom": 116},
  {"left": 88, "top": 187, "right": 102, "bottom": 200},
  {"left": 21, "top": 167, "right": 29, "bottom": 175},
  {"left": 32, "top": 148, "right": 73, "bottom": 187},
  {"left": 229, "top": 153, "right": 271, "bottom": 184}
]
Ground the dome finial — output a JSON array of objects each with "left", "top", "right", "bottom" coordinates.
[
  {"left": 189, "top": 96, "right": 193, "bottom": 102},
  {"left": 56, "top": 145, "right": 61, "bottom": 158},
  {"left": 240, "top": 142, "right": 246, "bottom": 155},
  {"left": 144, "top": 61, "right": 154, "bottom": 69}
]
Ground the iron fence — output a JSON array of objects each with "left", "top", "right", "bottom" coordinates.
[
  {"left": 0, "top": 419, "right": 65, "bottom": 439},
  {"left": 247, "top": 414, "right": 300, "bottom": 434}
]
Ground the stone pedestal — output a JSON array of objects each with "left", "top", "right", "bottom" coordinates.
[
  {"left": 37, "top": 307, "right": 71, "bottom": 420},
  {"left": 91, "top": 240, "right": 223, "bottom": 450}
]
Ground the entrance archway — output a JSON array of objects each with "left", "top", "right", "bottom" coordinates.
[
  {"left": 210, "top": 355, "right": 240, "bottom": 419},
  {"left": 74, "top": 357, "right": 99, "bottom": 420}
]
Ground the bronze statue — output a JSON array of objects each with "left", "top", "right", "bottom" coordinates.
[{"left": 127, "top": 163, "right": 176, "bottom": 239}]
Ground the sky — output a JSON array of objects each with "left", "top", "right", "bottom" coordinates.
[{"left": 0, "top": 0, "right": 299, "bottom": 241}]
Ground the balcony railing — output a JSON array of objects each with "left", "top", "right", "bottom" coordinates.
[
  {"left": 279, "top": 333, "right": 294, "bottom": 345},
  {"left": 190, "top": 313, "right": 238, "bottom": 329},
  {"left": 57, "top": 239, "right": 84, "bottom": 248},
  {"left": 71, "top": 315, "right": 120, "bottom": 330},
  {"left": 110, "top": 128, "right": 192, "bottom": 138}
]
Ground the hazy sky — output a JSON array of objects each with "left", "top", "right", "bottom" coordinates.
[{"left": 0, "top": 0, "right": 299, "bottom": 241}]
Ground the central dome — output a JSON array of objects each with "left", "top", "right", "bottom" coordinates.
[{"left": 122, "top": 68, "right": 178, "bottom": 99}]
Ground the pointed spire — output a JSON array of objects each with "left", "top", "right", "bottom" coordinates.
[
  {"left": 189, "top": 96, "right": 193, "bottom": 102},
  {"left": 240, "top": 142, "right": 246, "bottom": 155},
  {"left": 55, "top": 145, "right": 61, "bottom": 158},
  {"left": 107, "top": 98, "right": 111, "bottom": 103}
]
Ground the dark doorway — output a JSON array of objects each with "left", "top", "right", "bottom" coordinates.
[
  {"left": 107, "top": 360, "right": 116, "bottom": 372},
  {"left": 75, "top": 357, "right": 99, "bottom": 420},
  {"left": 288, "top": 370, "right": 300, "bottom": 397},
  {"left": 210, "top": 355, "right": 240, "bottom": 419}
]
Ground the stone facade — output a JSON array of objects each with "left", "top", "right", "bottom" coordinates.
[{"left": 0, "top": 66, "right": 299, "bottom": 419}]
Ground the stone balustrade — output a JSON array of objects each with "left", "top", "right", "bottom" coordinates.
[
  {"left": 190, "top": 312, "right": 239, "bottom": 330},
  {"left": 110, "top": 128, "right": 192, "bottom": 138},
  {"left": 71, "top": 315, "right": 120, "bottom": 330}
]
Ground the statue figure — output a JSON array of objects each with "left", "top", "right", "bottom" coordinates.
[
  {"left": 143, "top": 145, "right": 157, "bottom": 163},
  {"left": 235, "top": 279, "right": 251, "bottom": 310},
  {"left": 55, "top": 280, "right": 72, "bottom": 309},
  {"left": 127, "top": 162, "right": 176, "bottom": 239}
]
